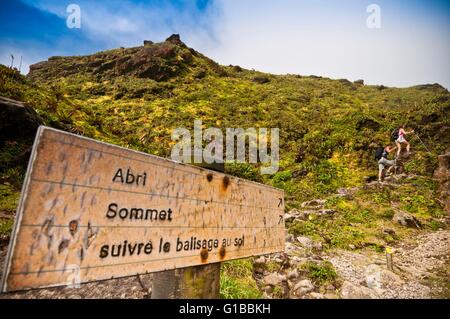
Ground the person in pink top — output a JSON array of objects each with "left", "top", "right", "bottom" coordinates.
[{"left": 395, "top": 125, "right": 414, "bottom": 157}]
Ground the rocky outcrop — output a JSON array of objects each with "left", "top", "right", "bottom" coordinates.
[
  {"left": 0, "top": 97, "right": 43, "bottom": 180},
  {"left": 433, "top": 146, "right": 450, "bottom": 213},
  {"left": 341, "top": 281, "right": 379, "bottom": 299},
  {"left": 0, "top": 96, "right": 43, "bottom": 143},
  {"left": 262, "top": 273, "right": 286, "bottom": 286},
  {"left": 252, "top": 76, "right": 270, "bottom": 84},
  {"left": 0, "top": 96, "right": 43, "bottom": 173},
  {"left": 165, "top": 34, "right": 185, "bottom": 46},
  {"left": 28, "top": 34, "right": 225, "bottom": 82},
  {"left": 284, "top": 199, "right": 336, "bottom": 224},
  {"left": 392, "top": 211, "right": 421, "bottom": 228},
  {"left": 292, "top": 279, "right": 314, "bottom": 297}
]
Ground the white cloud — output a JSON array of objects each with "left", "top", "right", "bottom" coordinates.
[
  {"left": 27, "top": 0, "right": 222, "bottom": 49},
  {"left": 201, "top": 0, "right": 450, "bottom": 89},
  {"left": 0, "top": 41, "right": 49, "bottom": 74},
  {"left": 10, "top": 1, "right": 450, "bottom": 88}
]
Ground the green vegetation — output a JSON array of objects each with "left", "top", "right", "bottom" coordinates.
[
  {"left": 289, "top": 175, "right": 446, "bottom": 249},
  {"left": 0, "top": 184, "right": 20, "bottom": 213},
  {"left": 220, "top": 259, "right": 262, "bottom": 299},
  {"left": 0, "top": 219, "right": 14, "bottom": 237},
  {"left": 1, "top": 42, "right": 449, "bottom": 207},
  {"left": 301, "top": 261, "right": 338, "bottom": 286},
  {"left": 0, "top": 184, "right": 20, "bottom": 238}
]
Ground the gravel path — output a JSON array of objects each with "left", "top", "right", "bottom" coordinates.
[{"left": 326, "top": 230, "right": 450, "bottom": 299}]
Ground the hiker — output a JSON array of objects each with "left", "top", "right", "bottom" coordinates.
[
  {"left": 393, "top": 125, "right": 414, "bottom": 157},
  {"left": 375, "top": 145, "right": 397, "bottom": 182}
]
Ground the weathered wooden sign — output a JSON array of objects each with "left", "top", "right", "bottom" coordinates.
[{"left": 1, "top": 126, "right": 285, "bottom": 292}]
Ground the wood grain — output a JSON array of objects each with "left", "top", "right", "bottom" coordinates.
[{"left": 1, "top": 126, "right": 285, "bottom": 292}]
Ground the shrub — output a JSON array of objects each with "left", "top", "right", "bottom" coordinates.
[
  {"left": 301, "top": 261, "right": 338, "bottom": 285},
  {"left": 224, "top": 162, "right": 262, "bottom": 182},
  {"left": 220, "top": 259, "right": 262, "bottom": 299}
]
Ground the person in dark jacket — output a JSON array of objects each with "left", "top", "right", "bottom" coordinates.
[{"left": 378, "top": 145, "right": 397, "bottom": 182}]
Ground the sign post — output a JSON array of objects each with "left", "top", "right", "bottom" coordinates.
[
  {"left": 1, "top": 126, "right": 285, "bottom": 293},
  {"left": 151, "top": 162, "right": 224, "bottom": 299}
]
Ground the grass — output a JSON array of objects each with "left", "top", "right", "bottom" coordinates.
[
  {"left": 289, "top": 175, "right": 447, "bottom": 250},
  {"left": 1, "top": 52, "right": 448, "bottom": 205},
  {"left": 219, "top": 258, "right": 262, "bottom": 299},
  {"left": 301, "top": 261, "right": 338, "bottom": 286},
  {"left": 0, "top": 184, "right": 20, "bottom": 213},
  {"left": 0, "top": 219, "right": 14, "bottom": 237},
  {"left": 422, "top": 260, "right": 450, "bottom": 299}
]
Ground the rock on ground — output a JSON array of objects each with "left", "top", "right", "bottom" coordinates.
[{"left": 326, "top": 230, "right": 450, "bottom": 299}]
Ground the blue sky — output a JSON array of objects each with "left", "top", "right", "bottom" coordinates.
[{"left": 1, "top": 0, "right": 449, "bottom": 88}]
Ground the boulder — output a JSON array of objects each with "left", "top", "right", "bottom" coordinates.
[
  {"left": 382, "top": 228, "right": 396, "bottom": 235},
  {"left": 294, "top": 210, "right": 311, "bottom": 221},
  {"left": 296, "top": 236, "right": 313, "bottom": 249},
  {"left": 285, "top": 233, "right": 295, "bottom": 243},
  {"left": 0, "top": 96, "right": 43, "bottom": 143},
  {"left": 262, "top": 273, "right": 286, "bottom": 286},
  {"left": 340, "top": 281, "right": 379, "bottom": 299},
  {"left": 253, "top": 256, "right": 266, "bottom": 274},
  {"left": 308, "top": 292, "right": 325, "bottom": 299},
  {"left": 263, "top": 285, "right": 273, "bottom": 294},
  {"left": 292, "top": 279, "right": 314, "bottom": 296},
  {"left": 254, "top": 267, "right": 264, "bottom": 275},
  {"left": 287, "top": 269, "right": 299, "bottom": 281},
  {"left": 254, "top": 256, "right": 266, "bottom": 265},
  {"left": 252, "top": 76, "right": 270, "bottom": 84},
  {"left": 317, "top": 209, "right": 336, "bottom": 216},
  {"left": 301, "top": 199, "right": 326, "bottom": 209},
  {"left": 284, "top": 212, "right": 296, "bottom": 222},
  {"left": 165, "top": 34, "right": 185, "bottom": 46},
  {"left": 364, "top": 264, "right": 382, "bottom": 289},
  {"left": 0, "top": 96, "right": 43, "bottom": 171},
  {"left": 285, "top": 242, "right": 300, "bottom": 254},
  {"left": 312, "top": 241, "right": 323, "bottom": 251},
  {"left": 289, "top": 256, "right": 309, "bottom": 266},
  {"left": 433, "top": 147, "right": 450, "bottom": 213},
  {"left": 379, "top": 268, "right": 404, "bottom": 286},
  {"left": 325, "top": 284, "right": 336, "bottom": 291},
  {"left": 262, "top": 292, "right": 272, "bottom": 299},
  {"left": 392, "top": 211, "right": 421, "bottom": 228}
]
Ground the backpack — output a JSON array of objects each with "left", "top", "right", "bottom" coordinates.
[
  {"left": 374, "top": 147, "right": 384, "bottom": 160},
  {"left": 391, "top": 129, "right": 399, "bottom": 141}
]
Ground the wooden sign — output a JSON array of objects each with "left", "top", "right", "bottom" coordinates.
[{"left": 1, "top": 126, "right": 285, "bottom": 292}]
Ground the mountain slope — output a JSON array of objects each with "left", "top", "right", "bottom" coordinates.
[
  {"left": 0, "top": 34, "right": 449, "bottom": 298},
  {"left": 12, "top": 36, "right": 450, "bottom": 198}
]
